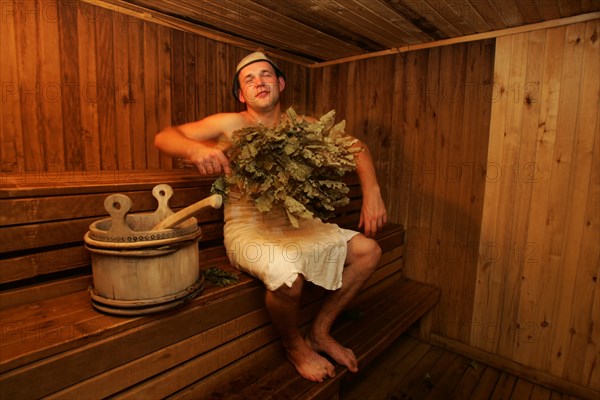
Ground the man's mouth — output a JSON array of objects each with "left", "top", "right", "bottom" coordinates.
[{"left": 255, "top": 90, "right": 270, "bottom": 99}]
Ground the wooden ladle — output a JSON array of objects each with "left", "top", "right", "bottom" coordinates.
[{"left": 151, "top": 194, "right": 223, "bottom": 231}]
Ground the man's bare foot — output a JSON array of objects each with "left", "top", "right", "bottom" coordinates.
[
  {"left": 306, "top": 333, "right": 358, "bottom": 373},
  {"left": 285, "top": 341, "right": 336, "bottom": 382}
]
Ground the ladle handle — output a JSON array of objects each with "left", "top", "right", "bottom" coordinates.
[{"left": 152, "top": 194, "right": 222, "bottom": 231}]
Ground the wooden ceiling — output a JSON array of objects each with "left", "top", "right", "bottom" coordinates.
[{"left": 102, "top": 0, "right": 599, "bottom": 63}]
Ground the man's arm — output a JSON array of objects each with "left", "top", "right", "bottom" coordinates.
[
  {"left": 154, "top": 113, "right": 240, "bottom": 175},
  {"left": 353, "top": 139, "right": 387, "bottom": 237}
]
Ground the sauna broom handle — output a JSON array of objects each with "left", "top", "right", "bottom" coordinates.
[{"left": 152, "top": 194, "right": 222, "bottom": 231}]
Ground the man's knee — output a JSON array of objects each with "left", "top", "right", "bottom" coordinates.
[
  {"left": 349, "top": 235, "right": 381, "bottom": 269},
  {"left": 270, "top": 275, "right": 303, "bottom": 301}
]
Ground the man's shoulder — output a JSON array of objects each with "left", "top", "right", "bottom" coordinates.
[{"left": 203, "top": 112, "right": 245, "bottom": 132}]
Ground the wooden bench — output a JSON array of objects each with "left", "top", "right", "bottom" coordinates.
[{"left": 0, "top": 169, "right": 440, "bottom": 399}]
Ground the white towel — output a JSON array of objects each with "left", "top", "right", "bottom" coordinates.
[{"left": 223, "top": 192, "right": 358, "bottom": 291}]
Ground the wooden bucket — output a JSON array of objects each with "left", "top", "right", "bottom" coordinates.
[{"left": 84, "top": 185, "right": 205, "bottom": 316}]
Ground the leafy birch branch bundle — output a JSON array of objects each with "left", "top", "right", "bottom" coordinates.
[{"left": 211, "top": 107, "right": 362, "bottom": 227}]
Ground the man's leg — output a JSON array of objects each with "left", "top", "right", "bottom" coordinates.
[
  {"left": 264, "top": 276, "right": 336, "bottom": 382},
  {"left": 306, "top": 234, "right": 381, "bottom": 372}
]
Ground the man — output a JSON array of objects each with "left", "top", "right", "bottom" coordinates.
[{"left": 155, "top": 52, "right": 387, "bottom": 382}]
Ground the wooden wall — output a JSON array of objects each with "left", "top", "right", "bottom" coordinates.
[
  {"left": 310, "top": 37, "right": 495, "bottom": 356},
  {"left": 310, "top": 19, "right": 599, "bottom": 392},
  {"left": 0, "top": 0, "right": 309, "bottom": 176},
  {"left": 472, "top": 20, "right": 599, "bottom": 390}
]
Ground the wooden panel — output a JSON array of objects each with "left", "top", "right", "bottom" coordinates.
[
  {"left": 0, "top": 0, "right": 310, "bottom": 176},
  {"left": 313, "top": 19, "right": 598, "bottom": 392},
  {"left": 473, "top": 20, "right": 599, "bottom": 391},
  {"left": 310, "top": 39, "right": 494, "bottom": 345}
]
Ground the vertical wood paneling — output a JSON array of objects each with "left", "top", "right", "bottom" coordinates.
[
  {"left": 128, "top": 20, "right": 146, "bottom": 170},
  {"left": 474, "top": 20, "right": 599, "bottom": 390},
  {"left": 143, "top": 22, "right": 160, "bottom": 170},
  {"left": 76, "top": 4, "right": 100, "bottom": 171},
  {"left": 38, "top": 0, "right": 64, "bottom": 171},
  {"left": 573, "top": 21, "right": 600, "bottom": 390},
  {"left": 95, "top": 7, "right": 116, "bottom": 170},
  {"left": 58, "top": 2, "right": 83, "bottom": 171},
  {"left": 156, "top": 25, "right": 173, "bottom": 170},
  {"left": 310, "top": 39, "right": 495, "bottom": 343},
  {"left": 0, "top": 1, "right": 23, "bottom": 172},
  {"left": 16, "top": 1, "right": 43, "bottom": 172},
  {"left": 0, "top": 0, "right": 306, "bottom": 176},
  {"left": 112, "top": 13, "right": 133, "bottom": 170}
]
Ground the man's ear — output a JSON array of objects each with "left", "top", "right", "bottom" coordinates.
[
  {"left": 278, "top": 77, "right": 286, "bottom": 92},
  {"left": 237, "top": 89, "right": 246, "bottom": 104}
]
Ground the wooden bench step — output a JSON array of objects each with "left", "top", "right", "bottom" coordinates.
[
  {"left": 0, "top": 224, "right": 408, "bottom": 399},
  {"left": 169, "top": 276, "right": 441, "bottom": 400}
]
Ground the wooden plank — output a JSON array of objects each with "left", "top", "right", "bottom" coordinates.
[
  {"left": 489, "top": 372, "right": 517, "bottom": 399},
  {"left": 518, "top": 25, "right": 565, "bottom": 372},
  {"left": 183, "top": 32, "right": 197, "bottom": 123},
  {"left": 143, "top": 22, "right": 161, "bottom": 170},
  {"left": 468, "top": 366, "right": 502, "bottom": 399},
  {"left": 0, "top": 185, "right": 215, "bottom": 226},
  {"left": 562, "top": 19, "right": 599, "bottom": 390},
  {"left": 0, "top": 215, "right": 223, "bottom": 253},
  {"left": 15, "top": 0, "right": 44, "bottom": 173},
  {"left": 511, "top": 378, "right": 535, "bottom": 399},
  {"left": 0, "top": 275, "right": 92, "bottom": 311},
  {"left": 387, "top": 53, "right": 406, "bottom": 223},
  {"left": 0, "top": 245, "right": 90, "bottom": 285},
  {"left": 128, "top": 20, "right": 147, "bottom": 170},
  {"left": 446, "top": 359, "right": 488, "bottom": 399},
  {"left": 170, "top": 29, "right": 185, "bottom": 126},
  {"left": 0, "top": 0, "right": 23, "bottom": 173},
  {"left": 38, "top": 0, "right": 65, "bottom": 172},
  {"left": 58, "top": 1, "right": 83, "bottom": 172},
  {"left": 423, "top": 354, "right": 472, "bottom": 399},
  {"left": 95, "top": 7, "right": 117, "bottom": 170},
  {"left": 0, "top": 170, "right": 210, "bottom": 198},
  {"left": 510, "top": 26, "right": 546, "bottom": 366},
  {"left": 76, "top": 1, "right": 101, "bottom": 172},
  {"left": 453, "top": 40, "right": 494, "bottom": 342},
  {"left": 157, "top": 24, "right": 174, "bottom": 169},
  {"left": 471, "top": 33, "right": 512, "bottom": 353},
  {"left": 107, "top": 13, "right": 134, "bottom": 170},
  {"left": 546, "top": 21, "right": 587, "bottom": 380}
]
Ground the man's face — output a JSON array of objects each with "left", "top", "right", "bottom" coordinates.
[{"left": 237, "top": 61, "right": 285, "bottom": 108}]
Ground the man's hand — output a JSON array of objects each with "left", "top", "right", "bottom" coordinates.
[
  {"left": 188, "top": 144, "right": 231, "bottom": 175},
  {"left": 358, "top": 192, "right": 387, "bottom": 238}
]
